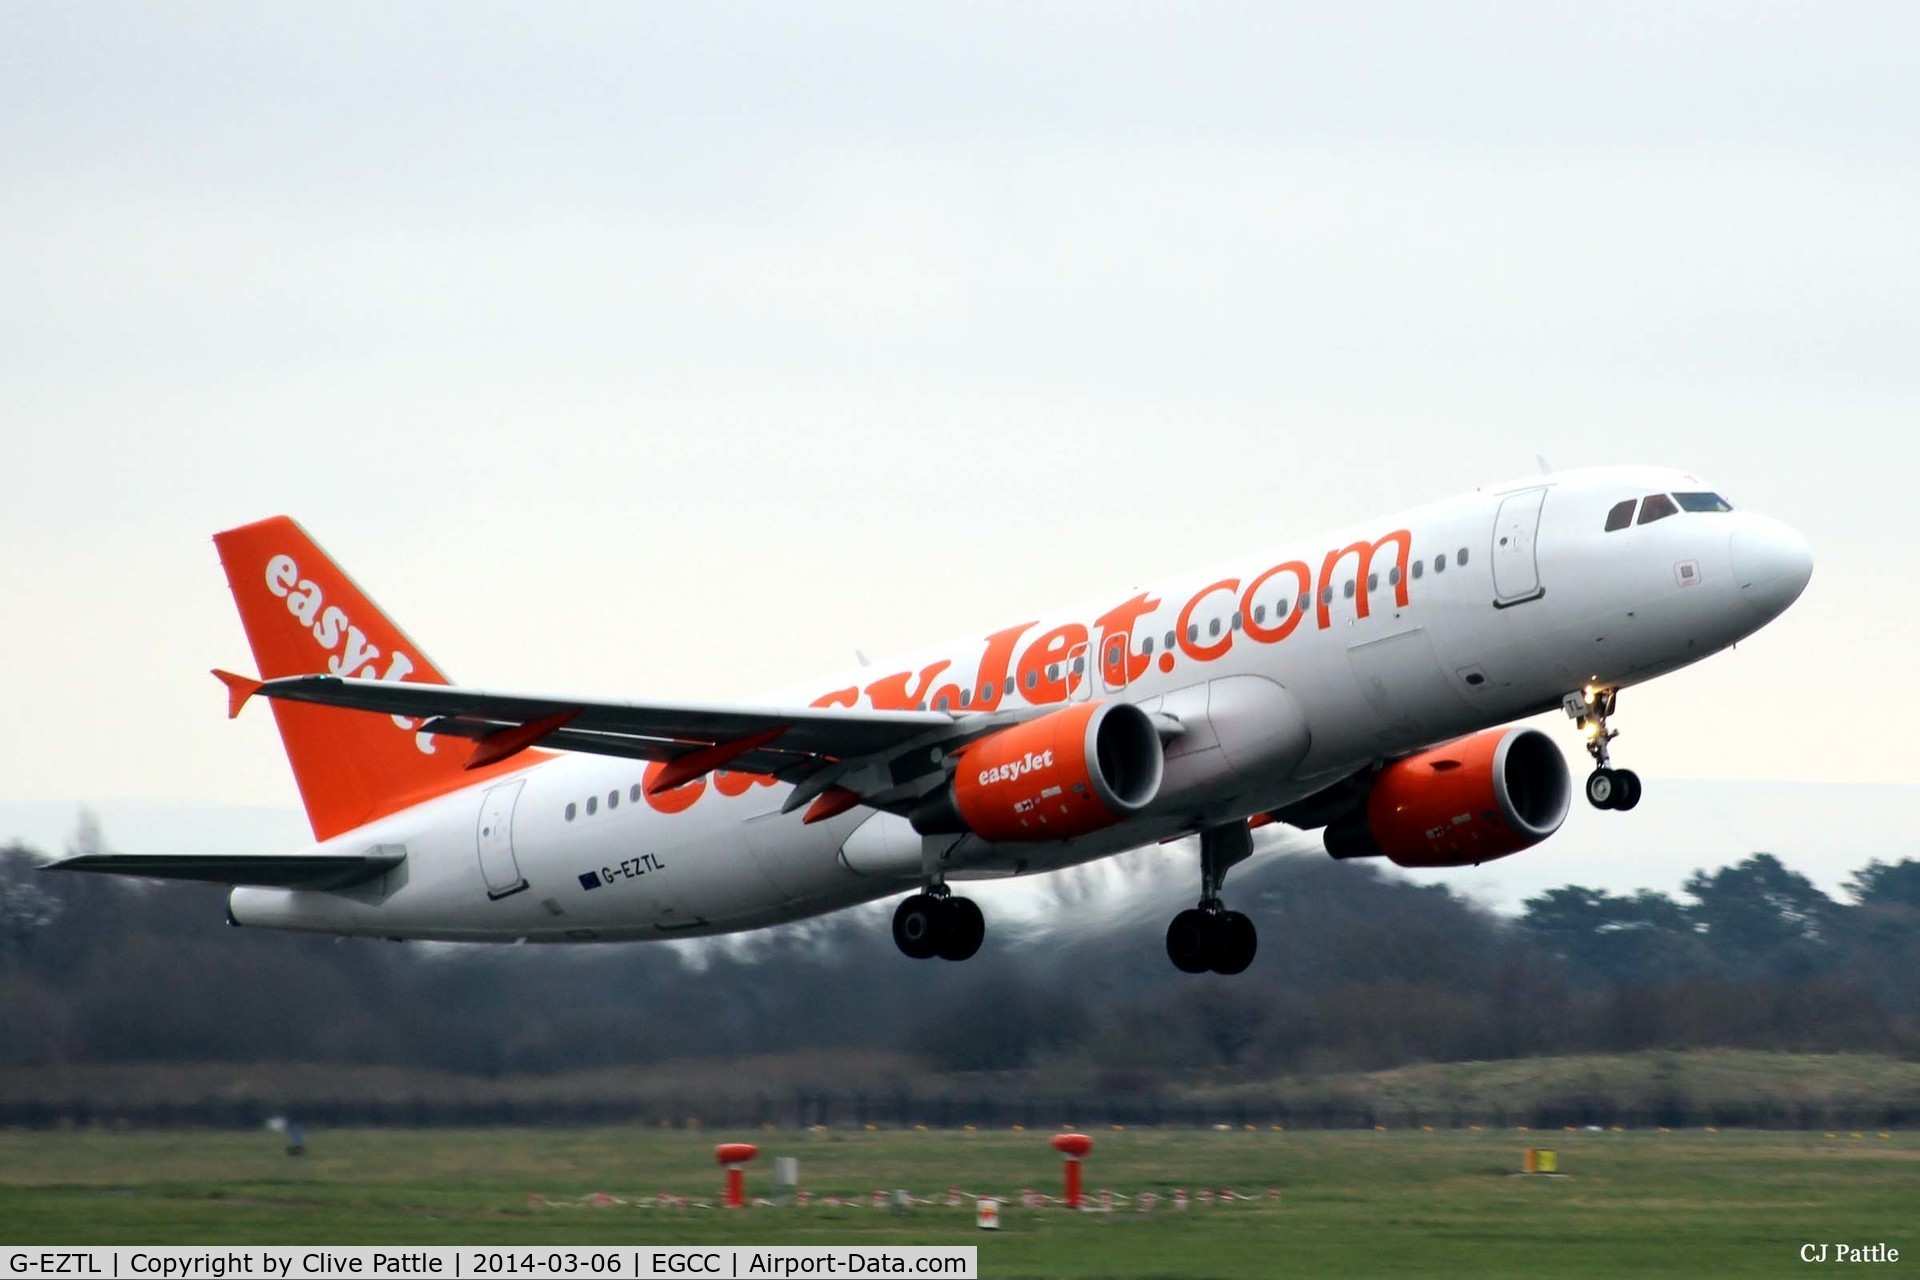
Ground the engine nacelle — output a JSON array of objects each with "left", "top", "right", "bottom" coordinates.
[
  {"left": 1324, "top": 725, "right": 1571, "bottom": 868},
  {"left": 912, "top": 701, "right": 1164, "bottom": 842}
]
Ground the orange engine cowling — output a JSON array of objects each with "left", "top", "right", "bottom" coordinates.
[
  {"left": 912, "top": 701, "right": 1164, "bottom": 842},
  {"left": 1324, "top": 725, "right": 1571, "bottom": 868}
]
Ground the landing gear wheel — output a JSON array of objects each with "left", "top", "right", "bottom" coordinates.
[
  {"left": 1611, "top": 769, "right": 1642, "bottom": 812},
  {"left": 935, "top": 897, "right": 985, "bottom": 962},
  {"left": 1211, "top": 911, "right": 1258, "bottom": 975},
  {"left": 892, "top": 894, "right": 943, "bottom": 960},
  {"left": 1166, "top": 909, "right": 1213, "bottom": 974},
  {"left": 1166, "top": 822, "right": 1263, "bottom": 975},
  {"left": 1586, "top": 769, "right": 1619, "bottom": 810}
]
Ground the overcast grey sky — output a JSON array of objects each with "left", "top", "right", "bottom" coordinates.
[{"left": 4, "top": 3, "right": 1915, "bottom": 859}]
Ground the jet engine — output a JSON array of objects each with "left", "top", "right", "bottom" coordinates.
[
  {"left": 1323, "top": 725, "right": 1571, "bottom": 868},
  {"left": 912, "top": 701, "right": 1164, "bottom": 842}
]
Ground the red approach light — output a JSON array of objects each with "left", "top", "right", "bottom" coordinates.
[
  {"left": 1049, "top": 1132, "right": 1093, "bottom": 1209},
  {"left": 715, "top": 1143, "right": 759, "bottom": 1210}
]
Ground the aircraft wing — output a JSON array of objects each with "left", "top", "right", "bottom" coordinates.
[
  {"left": 44, "top": 849, "right": 404, "bottom": 890},
  {"left": 219, "top": 672, "right": 1051, "bottom": 817}
]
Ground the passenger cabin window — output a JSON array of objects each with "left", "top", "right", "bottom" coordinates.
[
  {"left": 1674, "top": 491, "right": 1733, "bottom": 513},
  {"left": 1605, "top": 499, "right": 1636, "bottom": 531},
  {"left": 1638, "top": 493, "right": 1679, "bottom": 524}
]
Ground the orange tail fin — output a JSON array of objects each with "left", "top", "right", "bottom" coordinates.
[{"left": 214, "top": 516, "right": 525, "bottom": 841}]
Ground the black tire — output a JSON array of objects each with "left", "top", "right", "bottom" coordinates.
[
  {"left": 1166, "top": 909, "right": 1214, "bottom": 973},
  {"left": 936, "top": 897, "right": 985, "bottom": 962},
  {"left": 1211, "top": 912, "right": 1258, "bottom": 975},
  {"left": 892, "top": 894, "right": 943, "bottom": 960},
  {"left": 1613, "top": 769, "right": 1643, "bottom": 812},
  {"left": 1585, "top": 769, "right": 1618, "bottom": 810}
]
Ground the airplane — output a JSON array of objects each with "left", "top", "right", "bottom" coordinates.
[{"left": 50, "top": 466, "right": 1813, "bottom": 974}]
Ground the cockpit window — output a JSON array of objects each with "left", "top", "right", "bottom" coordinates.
[
  {"left": 1604, "top": 499, "right": 1636, "bottom": 532},
  {"left": 1674, "top": 491, "right": 1733, "bottom": 513},
  {"left": 1637, "top": 493, "right": 1679, "bottom": 524}
]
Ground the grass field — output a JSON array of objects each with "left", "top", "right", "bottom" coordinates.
[{"left": 0, "top": 1126, "right": 1912, "bottom": 1277}]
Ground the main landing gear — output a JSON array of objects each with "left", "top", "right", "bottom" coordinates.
[
  {"left": 1165, "top": 822, "right": 1259, "bottom": 976},
  {"left": 892, "top": 888, "right": 985, "bottom": 962},
  {"left": 1565, "top": 686, "right": 1642, "bottom": 812}
]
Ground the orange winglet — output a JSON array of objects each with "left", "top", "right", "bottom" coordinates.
[
  {"left": 646, "top": 727, "right": 789, "bottom": 797},
  {"left": 802, "top": 786, "right": 864, "bottom": 825},
  {"left": 465, "top": 710, "right": 581, "bottom": 771},
  {"left": 212, "top": 669, "right": 265, "bottom": 720}
]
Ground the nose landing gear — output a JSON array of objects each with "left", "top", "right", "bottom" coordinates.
[
  {"left": 1164, "top": 822, "right": 1259, "bottom": 975},
  {"left": 1565, "top": 686, "right": 1642, "bottom": 811}
]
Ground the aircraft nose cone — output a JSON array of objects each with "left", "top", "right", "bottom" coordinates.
[{"left": 1730, "top": 516, "right": 1813, "bottom": 619}]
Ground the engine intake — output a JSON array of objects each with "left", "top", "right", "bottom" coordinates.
[
  {"left": 1324, "top": 725, "right": 1571, "bottom": 868},
  {"left": 912, "top": 701, "right": 1164, "bottom": 842}
]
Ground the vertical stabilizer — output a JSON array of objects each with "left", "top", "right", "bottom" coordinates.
[{"left": 213, "top": 516, "right": 533, "bottom": 840}]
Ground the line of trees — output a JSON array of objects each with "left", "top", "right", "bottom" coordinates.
[{"left": 3, "top": 825, "right": 1917, "bottom": 1079}]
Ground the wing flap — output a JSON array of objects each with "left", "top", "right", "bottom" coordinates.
[
  {"left": 252, "top": 675, "right": 954, "bottom": 759},
  {"left": 416, "top": 717, "right": 823, "bottom": 780},
  {"left": 43, "top": 850, "right": 405, "bottom": 890}
]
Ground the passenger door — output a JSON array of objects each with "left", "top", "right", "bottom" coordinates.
[{"left": 1491, "top": 487, "right": 1548, "bottom": 607}]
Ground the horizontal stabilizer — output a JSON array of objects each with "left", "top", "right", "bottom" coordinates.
[{"left": 43, "top": 850, "right": 404, "bottom": 890}]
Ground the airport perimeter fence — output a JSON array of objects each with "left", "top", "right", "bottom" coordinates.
[{"left": 1, "top": 1091, "right": 1914, "bottom": 1132}]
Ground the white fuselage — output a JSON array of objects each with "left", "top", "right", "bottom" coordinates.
[{"left": 228, "top": 466, "right": 1811, "bottom": 942}]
